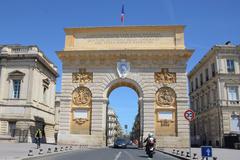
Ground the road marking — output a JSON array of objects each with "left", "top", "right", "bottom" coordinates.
[
  {"left": 123, "top": 150, "right": 135, "bottom": 160},
  {"left": 114, "top": 151, "right": 122, "bottom": 160}
]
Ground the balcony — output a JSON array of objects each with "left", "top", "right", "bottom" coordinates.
[{"left": 218, "top": 100, "right": 240, "bottom": 107}]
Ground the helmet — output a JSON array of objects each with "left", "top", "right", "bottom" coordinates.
[{"left": 148, "top": 132, "right": 153, "bottom": 138}]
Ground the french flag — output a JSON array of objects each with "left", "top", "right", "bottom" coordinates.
[{"left": 121, "top": 4, "right": 125, "bottom": 24}]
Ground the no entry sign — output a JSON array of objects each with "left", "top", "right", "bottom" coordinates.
[{"left": 184, "top": 109, "right": 195, "bottom": 122}]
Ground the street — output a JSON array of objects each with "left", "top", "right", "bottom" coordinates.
[{"left": 33, "top": 147, "right": 180, "bottom": 160}]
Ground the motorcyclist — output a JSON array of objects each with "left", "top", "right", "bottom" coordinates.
[{"left": 144, "top": 132, "right": 156, "bottom": 153}]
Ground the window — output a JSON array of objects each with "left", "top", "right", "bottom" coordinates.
[
  {"left": 191, "top": 81, "right": 194, "bottom": 92},
  {"left": 228, "top": 86, "right": 239, "bottom": 103},
  {"left": 200, "top": 73, "right": 203, "bottom": 86},
  {"left": 206, "top": 92, "right": 210, "bottom": 107},
  {"left": 205, "top": 68, "right": 209, "bottom": 81},
  {"left": 43, "top": 87, "right": 47, "bottom": 104},
  {"left": 201, "top": 95, "right": 204, "bottom": 110},
  {"left": 227, "top": 59, "right": 235, "bottom": 73},
  {"left": 195, "top": 77, "right": 198, "bottom": 89},
  {"left": 8, "top": 121, "right": 16, "bottom": 137},
  {"left": 12, "top": 80, "right": 21, "bottom": 99},
  {"left": 196, "top": 98, "right": 199, "bottom": 112},
  {"left": 230, "top": 113, "right": 240, "bottom": 132},
  {"left": 42, "top": 78, "right": 50, "bottom": 104},
  {"left": 211, "top": 63, "right": 216, "bottom": 77}
]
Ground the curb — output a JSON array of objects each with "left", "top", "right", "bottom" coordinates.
[
  {"left": 157, "top": 150, "right": 190, "bottom": 160},
  {"left": 22, "top": 147, "right": 88, "bottom": 160}
]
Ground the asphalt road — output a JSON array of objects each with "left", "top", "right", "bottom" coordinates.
[{"left": 33, "top": 147, "right": 180, "bottom": 160}]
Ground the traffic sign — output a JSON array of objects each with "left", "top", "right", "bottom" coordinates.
[
  {"left": 201, "top": 146, "right": 212, "bottom": 157},
  {"left": 184, "top": 109, "right": 195, "bottom": 122}
]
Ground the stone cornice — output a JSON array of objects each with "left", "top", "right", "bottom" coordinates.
[
  {"left": 56, "top": 49, "right": 194, "bottom": 61},
  {"left": 64, "top": 25, "right": 185, "bottom": 34},
  {"left": 0, "top": 53, "right": 58, "bottom": 77}
]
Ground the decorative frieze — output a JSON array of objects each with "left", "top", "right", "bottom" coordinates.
[
  {"left": 72, "top": 68, "right": 93, "bottom": 84},
  {"left": 155, "top": 68, "right": 176, "bottom": 83}
]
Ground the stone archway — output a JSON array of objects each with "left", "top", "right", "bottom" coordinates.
[
  {"left": 103, "top": 78, "right": 144, "bottom": 146},
  {"left": 57, "top": 25, "right": 193, "bottom": 148}
]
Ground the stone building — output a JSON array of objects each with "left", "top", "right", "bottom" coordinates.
[
  {"left": 106, "top": 107, "right": 122, "bottom": 145},
  {"left": 57, "top": 25, "right": 193, "bottom": 148},
  {"left": 0, "top": 45, "right": 58, "bottom": 143},
  {"left": 54, "top": 92, "right": 61, "bottom": 143},
  {"left": 130, "top": 113, "right": 140, "bottom": 145},
  {"left": 188, "top": 43, "right": 240, "bottom": 148}
]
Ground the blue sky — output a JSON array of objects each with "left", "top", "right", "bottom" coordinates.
[{"left": 0, "top": 0, "right": 239, "bottom": 131}]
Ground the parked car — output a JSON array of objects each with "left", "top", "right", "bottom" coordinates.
[{"left": 114, "top": 138, "right": 127, "bottom": 148}]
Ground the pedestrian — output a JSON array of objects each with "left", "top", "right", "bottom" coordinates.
[{"left": 35, "top": 129, "right": 42, "bottom": 149}]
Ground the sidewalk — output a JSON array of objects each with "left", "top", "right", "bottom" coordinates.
[
  {"left": 0, "top": 143, "right": 80, "bottom": 160},
  {"left": 163, "top": 147, "right": 240, "bottom": 160}
]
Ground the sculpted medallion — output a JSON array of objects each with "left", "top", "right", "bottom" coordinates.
[
  {"left": 117, "top": 59, "right": 130, "bottom": 78},
  {"left": 155, "top": 69, "right": 176, "bottom": 83},
  {"left": 72, "top": 68, "right": 93, "bottom": 84},
  {"left": 72, "top": 87, "right": 92, "bottom": 106},
  {"left": 156, "top": 87, "right": 176, "bottom": 106}
]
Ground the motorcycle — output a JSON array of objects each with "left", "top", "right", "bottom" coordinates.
[{"left": 145, "top": 137, "right": 155, "bottom": 158}]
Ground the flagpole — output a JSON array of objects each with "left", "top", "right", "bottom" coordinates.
[{"left": 121, "top": 4, "right": 125, "bottom": 26}]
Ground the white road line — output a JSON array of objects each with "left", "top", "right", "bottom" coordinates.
[
  {"left": 123, "top": 150, "right": 135, "bottom": 160},
  {"left": 114, "top": 151, "right": 122, "bottom": 160}
]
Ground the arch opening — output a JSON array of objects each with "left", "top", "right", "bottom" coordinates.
[{"left": 104, "top": 79, "right": 143, "bottom": 147}]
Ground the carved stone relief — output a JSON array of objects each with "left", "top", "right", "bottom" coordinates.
[
  {"left": 156, "top": 87, "right": 176, "bottom": 106},
  {"left": 160, "top": 120, "right": 171, "bottom": 127},
  {"left": 155, "top": 68, "right": 176, "bottom": 83},
  {"left": 72, "top": 86, "right": 92, "bottom": 106},
  {"left": 72, "top": 68, "right": 93, "bottom": 84}
]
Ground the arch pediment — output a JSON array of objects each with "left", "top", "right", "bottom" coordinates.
[{"left": 8, "top": 70, "right": 25, "bottom": 79}]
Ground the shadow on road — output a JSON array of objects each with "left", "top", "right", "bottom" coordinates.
[{"left": 138, "top": 155, "right": 149, "bottom": 158}]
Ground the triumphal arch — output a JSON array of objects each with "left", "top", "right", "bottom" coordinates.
[{"left": 57, "top": 25, "right": 193, "bottom": 148}]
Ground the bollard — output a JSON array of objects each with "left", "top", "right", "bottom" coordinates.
[
  {"left": 65, "top": 146, "right": 68, "bottom": 151},
  {"left": 176, "top": 150, "right": 180, "bottom": 155},
  {"left": 60, "top": 146, "right": 64, "bottom": 151},
  {"left": 213, "top": 157, "right": 217, "bottom": 160},
  {"left": 186, "top": 152, "right": 190, "bottom": 157},
  {"left": 69, "top": 146, "right": 72, "bottom": 150},
  {"left": 39, "top": 148, "right": 43, "bottom": 155},
  {"left": 47, "top": 148, "right": 51, "bottom": 153},
  {"left": 28, "top": 150, "right": 33, "bottom": 156},
  {"left": 54, "top": 147, "right": 58, "bottom": 152},
  {"left": 193, "top": 153, "right": 198, "bottom": 159},
  {"left": 172, "top": 149, "right": 175, "bottom": 154},
  {"left": 181, "top": 151, "right": 185, "bottom": 156}
]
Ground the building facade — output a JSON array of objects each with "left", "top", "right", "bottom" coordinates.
[
  {"left": 54, "top": 92, "right": 61, "bottom": 143},
  {"left": 57, "top": 25, "right": 193, "bottom": 148},
  {"left": 0, "top": 45, "right": 58, "bottom": 143},
  {"left": 106, "top": 107, "right": 122, "bottom": 145},
  {"left": 188, "top": 44, "right": 240, "bottom": 148}
]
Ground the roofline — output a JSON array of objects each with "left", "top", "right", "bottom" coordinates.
[
  {"left": 64, "top": 25, "right": 185, "bottom": 33},
  {"left": 188, "top": 45, "right": 238, "bottom": 78},
  {"left": 0, "top": 53, "right": 58, "bottom": 77}
]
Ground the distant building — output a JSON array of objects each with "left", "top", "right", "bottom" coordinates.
[
  {"left": 188, "top": 44, "right": 240, "bottom": 148},
  {"left": 0, "top": 45, "right": 58, "bottom": 143},
  {"left": 130, "top": 113, "right": 140, "bottom": 144},
  {"left": 54, "top": 92, "right": 61, "bottom": 143},
  {"left": 106, "top": 107, "right": 123, "bottom": 145}
]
